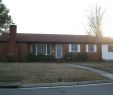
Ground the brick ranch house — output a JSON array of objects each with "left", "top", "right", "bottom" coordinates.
[{"left": 0, "top": 25, "right": 113, "bottom": 61}]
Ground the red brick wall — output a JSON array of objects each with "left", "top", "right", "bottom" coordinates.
[
  {"left": 63, "top": 44, "right": 68, "bottom": 57},
  {"left": 0, "top": 43, "right": 8, "bottom": 60},
  {"left": 62, "top": 44, "right": 101, "bottom": 61},
  {"left": 86, "top": 44, "right": 102, "bottom": 61},
  {"left": 17, "top": 43, "right": 28, "bottom": 61},
  {"left": 8, "top": 25, "right": 17, "bottom": 57},
  {"left": 0, "top": 42, "right": 102, "bottom": 61}
]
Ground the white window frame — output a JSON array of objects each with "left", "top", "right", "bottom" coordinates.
[
  {"left": 86, "top": 44, "right": 97, "bottom": 52},
  {"left": 31, "top": 44, "right": 37, "bottom": 55},
  {"left": 69, "top": 44, "right": 80, "bottom": 52},
  {"left": 31, "top": 44, "right": 51, "bottom": 55},
  {"left": 45, "top": 44, "right": 51, "bottom": 55}
]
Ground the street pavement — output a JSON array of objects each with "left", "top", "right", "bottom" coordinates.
[{"left": 0, "top": 83, "right": 113, "bottom": 95}]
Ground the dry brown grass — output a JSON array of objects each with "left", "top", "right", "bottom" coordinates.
[{"left": 0, "top": 63, "right": 105, "bottom": 84}]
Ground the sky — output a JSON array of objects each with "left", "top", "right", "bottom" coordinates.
[{"left": 3, "top": 0, "right": 113, "bottom": 37}]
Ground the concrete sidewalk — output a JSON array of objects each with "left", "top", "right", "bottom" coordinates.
[{"left": 66, "top": 64, "right": 113, "bottom": 80}]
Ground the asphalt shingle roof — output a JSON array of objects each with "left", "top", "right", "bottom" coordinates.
[{"left": 0, "top": 33, "right": 113, "bottom": 44}]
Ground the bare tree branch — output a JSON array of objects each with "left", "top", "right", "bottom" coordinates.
[{"left": 86, "top": 5, "right": 105, "bottom": 38}]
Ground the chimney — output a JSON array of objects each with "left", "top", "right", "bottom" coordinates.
[
  {"left": 8, "top": 25, "right": 17, "bottom": 58},
  {"left": 9, "top": 25, "right": 17, "bottom": 44}
]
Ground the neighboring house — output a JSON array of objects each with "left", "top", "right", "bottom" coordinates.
[{"left": 0, "top": 25, "right": 113, "bottom": 61}]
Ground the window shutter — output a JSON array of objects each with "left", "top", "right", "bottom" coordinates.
[
  {"left": 94, "top": 45, "right": 97, "bottom": 52},
  {"left": 86, "top": 44, "right": 88, "bottom": 52},
  {"left": 69, "top": 44, "right": 72, "bottom": 52},
  {"left": 78, "top": 44, "right": 80, "bottom": 52}
]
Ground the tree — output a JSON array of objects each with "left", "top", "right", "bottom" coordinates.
[
  {"left": 0, "top": 0, "right": 12, "bottom": 33},
  {"left": 86, "top": 5, "right": 105, "bottom": 38}
]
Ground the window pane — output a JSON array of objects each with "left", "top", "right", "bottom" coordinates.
[
  {"left": 47, "top": 44, "right": 51, "bottom": 54},
  {"left": 88, "top": 44, "right": 94, "bottom": 52},
  {"left": 32, "top": 44, "right": 36, "bottom": 55},
  {"left": 108, "top": 45, "right": 113, "bottom": 52},
  {"left": 71, "top": 44, "right": 78, "bottom": 52},
  {"left": 37, "top": 44, "right": 46, "bottom": 54}
]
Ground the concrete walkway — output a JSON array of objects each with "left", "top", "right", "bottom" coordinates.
[{"left": 66, "top": 64, "right": 113, "bottom": 80}]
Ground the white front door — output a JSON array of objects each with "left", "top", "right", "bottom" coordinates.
[{"left": 56, "top": 44, "right": 63, "bottom": 58}]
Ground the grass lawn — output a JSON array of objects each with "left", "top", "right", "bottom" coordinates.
[
  {"left": 78, "top": 62, "right": 113, "bottom": 73},
  {"left": 0, "top": 63, "right": 106, "bottom": 84}
]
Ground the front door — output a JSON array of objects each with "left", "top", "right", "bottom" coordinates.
[{"left": 56, "top": 44, "right": 63, "bottom": 58}]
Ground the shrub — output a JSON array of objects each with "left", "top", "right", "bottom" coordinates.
[
  {"left": 26, "top": 53, "right": 37, "bottom": 62},
  {"left": 26, "top": 53, "right": 56, "bottom": 62},
  {"left": 77, "top": 53, "right": 87, "bottom": 61},
  {"left": 36, "top": 53, "right": 45, "bottom": 62},
  {"left": 3, "top": 53, "right": 16, "bottom": 62},
  {"left": 64, "top": 53, "right": 73, "bottom": 62},
  {"left": 44, "top": 55, "right": 55, "bottom": 62}
]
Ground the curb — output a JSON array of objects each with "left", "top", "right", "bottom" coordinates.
[
  {"left": 21, "top": 79, "right": 113, "bottom": 88},
  {"left": 0, "top": 82, "right": 21, "bottom": 88},
  {"left": 0, "top": 80, "right": 113, "bottom": 88}
]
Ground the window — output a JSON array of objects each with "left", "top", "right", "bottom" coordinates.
[
  {"left": 32, "top": 44, "right": 37, "bottom": 55},
  {"left": 31, "top": 44, "right": 51, "bottom": 55},
  {"left": 108, "top": 44, "right": 113, "bottom": 52},
  {"left": 69, "top": 44, "right": 80, "bottom": 52},
  {"left": 37, "top": 44, "right": 46, "bottom": 54},
  {"left": 47, "top": 44, "right": 51, "bottom": 54},
  {"left": 86, "top": 44, "right": 96, "bottom": 52}
]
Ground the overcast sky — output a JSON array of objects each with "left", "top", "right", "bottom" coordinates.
[{"left": 3, "top": 0, "right": 113, "bottom": 37}]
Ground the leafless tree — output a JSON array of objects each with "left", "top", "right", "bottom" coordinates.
[{"left": 86, "top": 6, "right": 105, "bottom": 38}]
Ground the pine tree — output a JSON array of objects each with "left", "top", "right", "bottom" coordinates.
[{"left": 0, "top": 0, "right": 12, "bottom": 33}]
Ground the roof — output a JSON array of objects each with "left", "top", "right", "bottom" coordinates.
[{"left": 0, "top": 33, "right": 113, "bottom": 44}]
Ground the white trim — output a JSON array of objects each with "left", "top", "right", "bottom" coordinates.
[
  {"left": 69, "top": 44, "right": 80, "bottom": 52},
  {"left": 86, "top": 44, "right": 97, "bottom": 52},
  {"left": 31, "top": 44, "right": 37, "bottom": 55},
  {"left": 86, "top": 44, "right": 88, "bottom": 52},
  {"left": 55, "top": 44, "right": 63, "bottom": 58},
  {"left": 31, "top": 44, "right": 51, "bottom": 55},
  {"left": 69, "top": 44, "right": 71, "bottom": 52},
  {"left": 78, "top": 44, "right": 80, "bottom": 52},
  {"left": 45, "top": 44, "right": 47, "bottom": 55},
  {"left": 94, "top": 45, "right": 97, "bottom": 52},
  {"left": 46, "top": 44, "right": 51, "bottom": 55}
]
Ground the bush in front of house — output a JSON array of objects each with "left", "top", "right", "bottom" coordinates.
[
  {"left": 3, "top": 53, "right": 16, "bottom": 62},
  {"left": 36, "top": 53, "right": 45, "bottom": 62},
  {"left": 26, "top": 53, "right": 56, "bottom": 62},
  {"left": 44, "top": 55, "right": 56, "bottom": 62},
  {"left": 77, "top": 53, "right": 87, "bottom": 61},
  {"left": 26, "top": 53, "right": 37, "bottom": 62},
  {"left": 26, "top": 53, "right": 45, "bottom": 62},
  {"left": 64, "top": 52, "right": 73, "bottom": 62}
]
